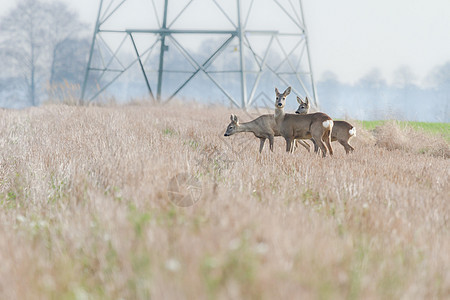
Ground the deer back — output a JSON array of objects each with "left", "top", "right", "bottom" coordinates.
[
  {"left": 280, "top": 112, "right": 332, "bottom": 140},
  {"left": 244, "top": 114, "right": 280, "bottom": 137}
]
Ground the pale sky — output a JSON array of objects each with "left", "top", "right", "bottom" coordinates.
[{"left": 1, "top": 0, "right": 450, "bottom": 86}]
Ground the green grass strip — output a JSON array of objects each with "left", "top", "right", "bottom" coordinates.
[{"left": 361, "top": 120, "right": 450, "bottom": 141}]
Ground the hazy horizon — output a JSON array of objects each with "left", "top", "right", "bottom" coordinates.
[
  {"left": 0, "top": 0, "right": 449, "bottom": 122},
  {"left": 1, "top": 0, "right": 448, "bottom": 86}
]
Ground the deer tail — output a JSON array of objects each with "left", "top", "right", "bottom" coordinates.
[
  {"left": 322, "top": 119, "right": 333, "bottom": 129},
  {"left": 349, "top": 127, "right": 356, "bottom": 136}
]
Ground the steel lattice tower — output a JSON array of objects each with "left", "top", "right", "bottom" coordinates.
[{"left": 81, "top": 0, "right": 319, "bottom": 109}]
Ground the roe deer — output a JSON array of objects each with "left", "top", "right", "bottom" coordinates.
[
  {"left": 275, "top": 87, "right": 333, "bottom": 157},
  {"left": 223, "top": 112, "right": 312, "bottom": 153},
  {"left": 295, "top": 96, "right": 356, "bottom": 154},
  {"left": 224, "top": 114, "right": 279, "bottom": 153}
]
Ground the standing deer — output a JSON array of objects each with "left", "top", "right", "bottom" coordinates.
[
  {"left": 275, "top": 87, "right": 334, "bottom": 157},
  {"left": 223, "top": 114, "right": 311, "bottom": 153},
  {"left": 224, "top": 114, "right": 278, "bottom": 153},
  {"left": 295, "top": 96, "right": 356, "bottom": 154}
]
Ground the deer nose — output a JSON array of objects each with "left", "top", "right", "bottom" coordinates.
[
  {"left": 277, "top": 103, "right": 283, "bottom": 107},
  {"left": 295, "top": 111, "right": 300, "bottom": 114},
  {"left": 224, "top": 133, "right": 228, "bottom": 136}
]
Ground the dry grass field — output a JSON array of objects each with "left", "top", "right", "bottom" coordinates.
[{"left": 0, "top": 102, "right": 449, "bottom": 299}]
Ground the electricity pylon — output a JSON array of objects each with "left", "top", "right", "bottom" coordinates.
[{"left": 81, "top": 0, "right": 319, "bottom": 109}]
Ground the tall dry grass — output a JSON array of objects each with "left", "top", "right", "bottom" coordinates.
[
  {"left": 372, "top": 120, "right": 450, "bottom": 158},
  {"left": 0, "top": 102, "right": 448, "bottom": 299}
]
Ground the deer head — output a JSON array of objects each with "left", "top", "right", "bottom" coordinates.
[
  {"left": 275, "top": 87, "right": 291, "bottom": 109},
  {"left": 295, "top": 96, "right": 310, "bottom": 115},
  {"left": 224, "top": 114, "right": 239, "bottom": 136}
]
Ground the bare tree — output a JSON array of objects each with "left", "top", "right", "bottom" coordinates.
[
  {"left": 429, "top": 62, "right": 450, "bottom": 89},
  {"left": 357, "top": 68, "right": 388, "bottom": 119},
  {"left": 393, "top": 66, "right": 417, "bottom": 88},
  {"left": 52, "top": 38, "right": 90, "bottom": 85},
  {"left": 358, "top": 68, "right": 386, "bottom": 90},
  {"left": 45, "top": 1, "right": 86, "bottom": 86},
  {"left": 428, "top": 62, "right": 450, "bottom": 121},
  {"left": 48, "top": 37, "right": 91, "bottom": 102},
  {"left": 1, "top": 0, "right": 46, "bottom": 106},
  {"left": 0, "top": 0, "right": 85, "bottom": 106}
]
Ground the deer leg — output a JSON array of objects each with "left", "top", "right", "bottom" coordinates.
[
  {"left": 285, "top": 138, "right": 293, "bottom": 153},
  {"left": 292, "top": 140, "right": 298, "bottom": 151},
  {"left": 318, "top": 140, "right": 327, "bottom": 157},
  {"left": 323, "top": 130, "right": 333, "bottom": 156},
  {"left": 313, "top": 135, "right": 327, "bottom": 157},
  {"left": 338, "top": 140, "right": 354, "bottom": 154},
  {"left": 311, "top": 138, "right": 319, "bottom": 153},
  {"left": 348, "top": 144, "right": 355, "bottom": 152},
  {"left": 311, "top": 138, "right": 322, "bottom": 156},
  {"left": 297, "top": 140, "right": 311, "bottom": 152},
  {"left": 324, "top": 138, "right": 333, "bottom": 156},
  {"left": 268, "top": 135, "right": 274, "bottom": 152},
  {"left": 259, "top": 138, "right": 266, "bottom": 153}
]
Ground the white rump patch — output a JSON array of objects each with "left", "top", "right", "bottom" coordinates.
[
  {"left": 322, "top": 120, "right": 333, "bottom": 128},
  {"left": 349, "top": 127, "right": 356, "bottom": 136}
]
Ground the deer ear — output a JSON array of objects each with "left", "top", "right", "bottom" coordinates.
[
  {"left": 275, "top": 87, "right": 280, "bottom": 95},
  {"left": 305, "top": 97, "right": 309, "bottom": 105},
  {"left": 297, "top": 96, "right": 302, "bottom": 104},
  {"left": 284, "top": 86, "right": 291, "bottom": 96},
  {"left": 230, "top": 114, "right": 235, "bottom": 122},
  {"left": 232, "top": 115, "right": 238, "bottom": 123}
]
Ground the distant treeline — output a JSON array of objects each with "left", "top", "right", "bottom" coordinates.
[
  {"left": 317, "top": 65, "right": 450, "bottom": 122},
  {"left": 0, "top": 1, "right": 448, "bottom": 123}
]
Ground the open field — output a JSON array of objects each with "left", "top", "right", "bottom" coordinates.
[
  {"left": 361, "top": 120, "right": 450, "bottom": 141},
  {"left": 0, "top": 102, "right": 449, "bottom": 299}
]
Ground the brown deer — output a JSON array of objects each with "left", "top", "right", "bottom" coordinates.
[
  {"left": 223, "top": 114, "right": 311, "bottom": 153},
  {"left": 275, "top": 87, "right": 333, "bottom": 157},
  {"left": 295, "top": 96, "right": 356, "bottom": 154},
  {"left": 224, "top": 114, "right": 278, "bottom": 153}
]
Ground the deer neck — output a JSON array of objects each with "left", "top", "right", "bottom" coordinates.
[
  {"left": 274, "top": 107, "right": 285, "bottom": 124},
  {"left": 237, "top": 121, "right": 256, "bottom": 133}
]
